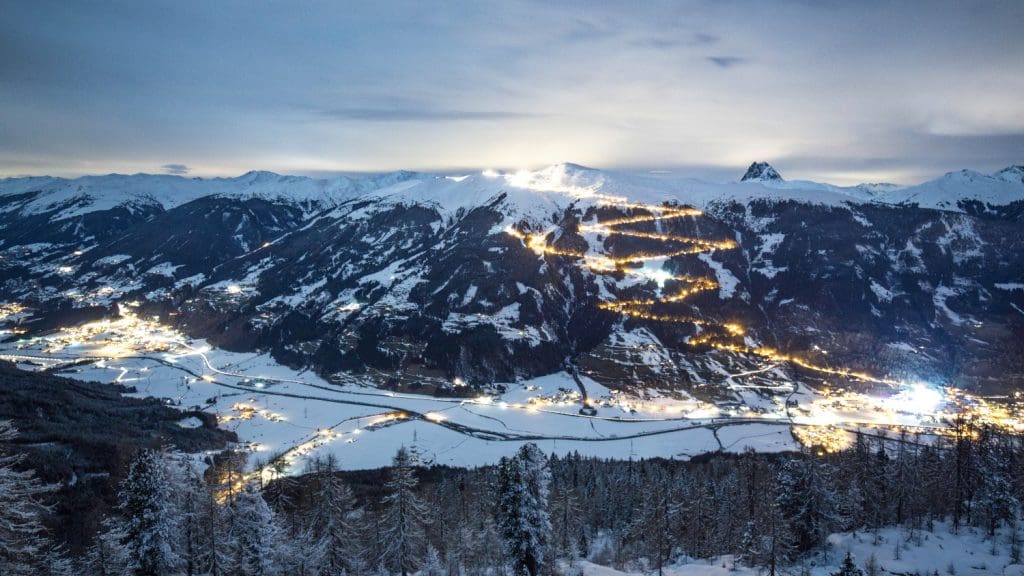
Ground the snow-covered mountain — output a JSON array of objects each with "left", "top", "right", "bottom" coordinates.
[
  {"left": 740, "top": 161, "right": 783, "bottom": 182},
  {"left": 2, "top": 162, "right": 1022, "bottom": 394},
  {"left": 3, "top": 161, "right": 1018, "bottom": 223},
  {"left": 0, "top": 170, "right": 423, "bottom": 222},
  {"left": 881, "top": 166, "right": 1024, "bottom": 211}
]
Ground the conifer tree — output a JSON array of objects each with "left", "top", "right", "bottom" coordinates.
[
  {"left": 228, "top": 485, "right": 282, "bottom": 576},
  {"left": 380, "top": 447, "right": 429, "bottom": 576},
  {"left": 171, "top": 458, "right": 211, "bottom": 576},
  {"left": 116, "top": 448, "right": 182, "bottom": 576},
  {"left": 831, "top": 551, "right": 865, "bottom": 576},
  {"left": 976, "top": 428, "right": 1018, "bottom": 536},
  {"left": 776, "top": 457, "right": 840, "bottom": 552},
  {"left": 423, "top": 544, "right": 445, "bottom": 576},
  {"left": 549, "top": 476, "right": 582, "bottom": 561},
  {"left": 82, "top": 514, "right": 131, "bottom": 576},
  {"left": 0, "top": 421, "right": 64, "bottom": 576},
  {"left": 307, "top": 454, "right": 358, "bottom": 576},
  {"left": 631, "top": 465, "right": 671, "bottom": 574},
  {"left": 497, "top": 444, "right": 551, "bottom": 576}
]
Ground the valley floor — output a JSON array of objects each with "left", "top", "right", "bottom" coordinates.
[{"left": 2, "top": 310, "right": 1019, "bottom": 479}]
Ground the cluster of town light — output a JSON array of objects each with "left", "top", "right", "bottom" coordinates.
[
  {"left": 0, "top": 302, "right": 28, "bottom": 335},
  {"left": 14, "top": 309, "right": 182, "bottom": 359},
  {"left": 0, "top": 302, "right": 26, "bottom": 320},
  {"left": 219, "top": 402, "right": 286, "bottom": 424}
]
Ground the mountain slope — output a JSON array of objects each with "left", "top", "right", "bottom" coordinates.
[{"left": 2, "top": 163, "right": 1023, "bottom": 395}]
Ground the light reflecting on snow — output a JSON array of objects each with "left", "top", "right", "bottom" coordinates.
[
  {"left": 3, "top": 307, "right": 1024, "bottom": 476},
  {"left": 891, "top": 382, "right": 944, "bottom": 415}
]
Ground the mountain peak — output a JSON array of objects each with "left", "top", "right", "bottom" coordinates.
[
  {"left": 238, "top": 170, "right": 287, "bottom": 183},
  {"left": 741, "top": 162, "right": 783, "bottom": 182},
  {"left": 994, "top": 164, "right": 1024, "bottom": 184},
  {"left": 557, "top": 162, "right": 597, "bottom": 172}
]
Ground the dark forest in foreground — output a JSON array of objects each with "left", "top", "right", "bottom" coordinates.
[{"left": 3, "top": 414, "right": 1023, "bottom": 576}]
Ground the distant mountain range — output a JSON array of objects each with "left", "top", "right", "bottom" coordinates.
[{"left": 2, "top": 162, "right": 1023, "bottom": 395}]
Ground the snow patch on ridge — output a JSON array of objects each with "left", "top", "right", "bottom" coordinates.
[{"left": 698, "top": 253, "right": 739, "bottom": 299}]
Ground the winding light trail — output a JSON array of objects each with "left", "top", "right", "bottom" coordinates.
[{"left": 505, "top": 193, "right": 904, "bottom": 388}]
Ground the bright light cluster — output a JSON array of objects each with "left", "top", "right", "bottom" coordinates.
[
  {"left": 0, "top": 302, "right": 27, "bottom": 321},
  {"left": 24, "top": 310, "right": 183, "bottom": 359},
  {"left": 220, "top": 402, "right": 285, "bottom": 423},
  {"left": 792, "top": 425, "right": 852, "bottom": 454}
]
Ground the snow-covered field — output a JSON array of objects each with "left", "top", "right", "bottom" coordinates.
[
  {"left": 0, "top": 312, "right": 813, "bottom": 475},
  {"left": 2, "top": 309, "right": 987, "bottom": 478},
  {"left": 577, "top": 521, "right": 1024, "bottom": 576}
]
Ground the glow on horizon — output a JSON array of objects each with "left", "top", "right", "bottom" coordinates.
[
  {"left": 0, "top": 161, "right": 948, "bottom": 188},
  {"left": 2, "top": 2, "right": 1022, "bottom": 185}
]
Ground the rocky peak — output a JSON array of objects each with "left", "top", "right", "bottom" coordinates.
[
  {"left": 741, "top": 162, "right": 783, "bottom": 182},
  {"left": 994, "top": 165, "right": 1024, "bottom": 184}
]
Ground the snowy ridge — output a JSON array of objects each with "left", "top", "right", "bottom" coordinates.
[
  {"left": 881, "top": 166, "right": 1024, "bottom": 210},
  {"left": 357, "top": 162, "right": 1024, "bottom": 219},
  {"left": 3, "top": 162, "right": 1022, "bottom": 226},
  {"left": 0, "top": 170, "right": 421, "bottom": 221}
]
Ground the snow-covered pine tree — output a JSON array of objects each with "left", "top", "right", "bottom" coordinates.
[
  {"left": 548, "top": 473, "right": 582, "bottom": 562},
  {"left": 678, "top": 471, "right": 716, "bottom": 559},
  {"left": 380, "top": 447, "right": 429, "bottom": 576},
  {"left": 630, "top": 464, "right": 671, "bottom": 575},
  {"left": 918, "top": 441, "right": 951, "bottom": 525},
  {"left": 198, "top": 476, "right": 232, "bottom": 576},
  {"left": 423, "top": 544, "right": 445, "bottom": 576},
  {"left": 465, "top": 514, "right": 503, "bottom": 575},
  {"left": 705, "top": 465, "right": 742, "bottom": 556},
  {"left": 169, "top": 457, "right": 212, "bottom": 576},
  {"left": 46, "top": 549, "right": 75, "bottom": 575},
  {"left": 739, "top": 475, "right": 793, "bottom": 576},
  {"left": 228, "top": 485, "right": 283, "bottom": 576},
  {"left": 497, "top": 443, "right": 552, "bottom": 576},
  {"left": 0, "top": 421, "right": 65, "bottom": 576},
  {"left": 976, "top": 427, "right": 1018, "bottom": 536},
  {"left": 420, "top": 474, "right": 455, "bottom": 576},
  {"left": 261, "top": 462, "right": 296, "bottom": 519},
  {"left": 306, "top": 454, "right": 358, "bottom": 576},
  {"left": 889, "top": 430, "right": 915, "bottom": 526},
  {"left": 838, "top": 432, "right": 873, "bottom": 530},
  {"left": 830, "top": 551, "right": 865, "bottom": 576},
  {"left": 775, "top": 456, "right": 840, "bottom": 553},
  {"left": 361, "top": 500, "right": 386, "bottom": 570},
  {"left": 80, "top": 517, "right": 129, "bottom": 576},
  {"left": 115, "top": 448, "right": 182, "bottom": 576},
  {"left": 952, "top": 411, "right": 975, "bottom": 533},
  {"left": 867, "top": 438, "right": 891, "bottom": 532}
]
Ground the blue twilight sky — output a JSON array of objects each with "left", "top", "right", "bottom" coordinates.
[{"left": 1, "top": 0, "right": 1022, "bottom": 184}]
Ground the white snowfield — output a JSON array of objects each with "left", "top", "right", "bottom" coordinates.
[
  {"left": 0, "top": 314, "right": 805, "bottom": 473},
  {"left": 0, "top": 170, "right": 417, "bottom": 220},
  {"left": 0, "top": 313, "right": 955, "bottom": 476},
  {"left": 576, "top": 520, "right": 1023, "bottom": 576},
  {"left": 2, "top": 163, "right": 1022, "bottom": 223}
]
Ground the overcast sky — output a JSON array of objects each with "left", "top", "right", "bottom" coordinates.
[{"left": 2, "top": 0, "right": 1022, "bottom": 184}]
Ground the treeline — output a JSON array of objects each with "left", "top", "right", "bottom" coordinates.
[{"left": 3, "top": 419, "right": 1024, "bottom": 575}]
